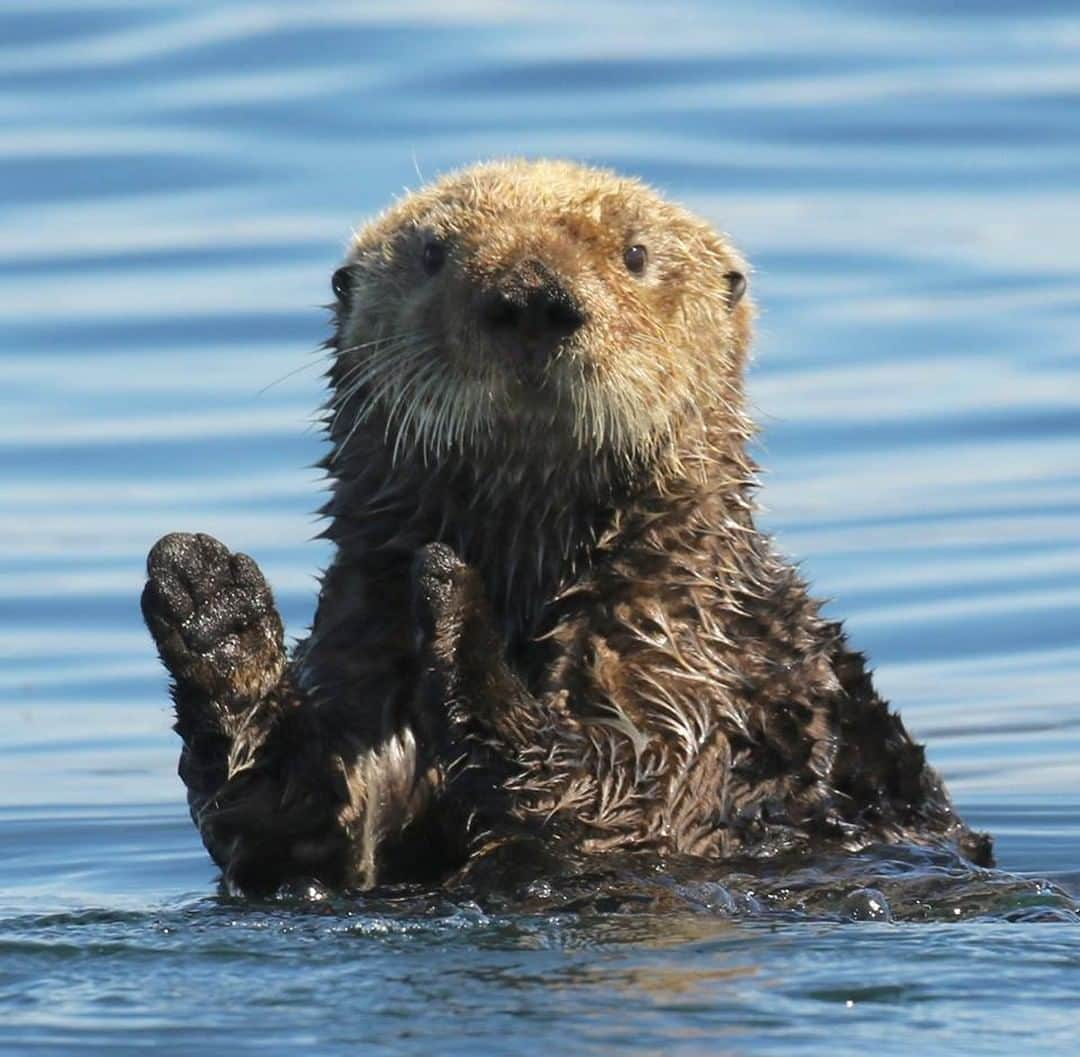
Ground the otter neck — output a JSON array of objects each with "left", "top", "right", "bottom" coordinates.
[{"left": 322, "top": 413, "right": 755, "bottom": 644}]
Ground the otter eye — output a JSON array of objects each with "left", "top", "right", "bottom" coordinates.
[
  {"left": 623, "top": 244, "right": 648, "bottom": 275},
  {"left": 331, "top": 266, "right": 352, "bottom": 302},
  {"left": 725, "top": 270, "right": 747, "bottom": 307},
  {"left": 422, "top": 240, "right": 446, "bottom": 276}
]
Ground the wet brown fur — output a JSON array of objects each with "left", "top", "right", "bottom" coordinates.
[{"left": 143, "top": 159, "right": 991, "bottom": 894}]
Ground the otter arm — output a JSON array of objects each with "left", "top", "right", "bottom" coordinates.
[
  {"left": 142, "top": 533, "right": 353, "bottom": 893},
  {"left": 410, "top": 544, "right": 576, "bottom": 779},
  {"left": 409, "top": 543, "right": 590, "bottom": 876}
]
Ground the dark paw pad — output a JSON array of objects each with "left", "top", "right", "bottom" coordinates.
[{"left": 142, "top": 532, "right": 284, "bottom": 704}]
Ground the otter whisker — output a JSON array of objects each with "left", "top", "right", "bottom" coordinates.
[
  {"left": 331, "top": 341, "right": 440, "bottom": 464},
  {"left": 329, "top": 332, "right": 430, "bottom": 397},
  {"left": 326, "top": 339, "right": 434, "bottom": 436},
  {"left": 417, "top": 369, "right": 456, "bottom": 461},
  {"left": 329, "top": 344, "right": 429, "bottom": 419},
  {"left": 403, "top": 357, "right": 454, "bottom": 458},
  {"left": 391, "top": 357, "right": 448, "bottom": 464},
  {"left": 331, "top": 334, "right": 430, "bottom": 391},
  {"left": 258, "top": 352, "right": 334, "bottom": 395},
  {"left": 334, "top": 330, "right": 427, "bottom": 358}
]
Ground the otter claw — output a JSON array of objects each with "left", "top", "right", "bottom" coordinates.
[{"left": 142, "top": 532, "right": 284, "bottom": 707}]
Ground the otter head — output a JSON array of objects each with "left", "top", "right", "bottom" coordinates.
[{"left": 328, "top": 159, "right": 752, "bottom": 470}]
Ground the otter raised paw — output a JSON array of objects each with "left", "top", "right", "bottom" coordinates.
[
  {"left": 141, "top": 532, "right": 292, "bottom": 875},
  {"left": 410, "top": 542, "right": 557, "bottom": 757},
  {"left": 141, "top": 533, "right": 354, "bottom": 893},
  {"left": 141, "top": 532, "right": 285, "bottom": 720}
]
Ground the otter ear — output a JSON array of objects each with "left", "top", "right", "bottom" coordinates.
[
  {"left": 724, "top": 270, "right": 747, "bottom": 309},
  {"left": 331, "top": 266, "right": 353, "bottom": 303}
]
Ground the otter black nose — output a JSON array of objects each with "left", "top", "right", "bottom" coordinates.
[{"left": 477, "top": 260, "right": 585, "bottom": 357}]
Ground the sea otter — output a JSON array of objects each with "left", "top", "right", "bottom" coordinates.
[{"left": 142, "top": 159, "right": 992, "bottom": 894}]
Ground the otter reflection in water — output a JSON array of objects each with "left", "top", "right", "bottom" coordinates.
[{"left": 142, "top": 160, "right": 992, "bottom": 894}]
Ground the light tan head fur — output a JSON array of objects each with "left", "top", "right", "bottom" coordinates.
[{"left": 329, "top": 159, "right": 753, "bottom": 474}]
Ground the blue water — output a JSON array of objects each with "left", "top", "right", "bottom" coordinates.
[{"left": 2, "top": 1, "right": 1079, "bottom": 1053}]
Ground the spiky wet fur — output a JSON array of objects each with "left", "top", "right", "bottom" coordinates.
[{"left": 146, "top": 159, "right": 991, "bottom": 894}]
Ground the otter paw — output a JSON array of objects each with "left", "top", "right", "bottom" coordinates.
[
  {"left": 141, "top": 532, "right": 284, "bottom": 705},
  {"left": 410, "top": 542, "right": 477, "bottom": 647},
  {"left": 411, "top": 542, "right": 463, "bottom": 624}
]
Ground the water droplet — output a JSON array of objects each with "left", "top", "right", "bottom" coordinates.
[{"left": 841, "top": 887, "right": 892, "bottom": 922}]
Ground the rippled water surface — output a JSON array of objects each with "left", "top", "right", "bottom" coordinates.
[{"left": 2, "top": 1, "right": 1079, "bottom": 1054}]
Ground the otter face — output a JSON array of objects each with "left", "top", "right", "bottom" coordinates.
[{"left": 330, "top": 159, "right": 752, "bottom": 465}]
